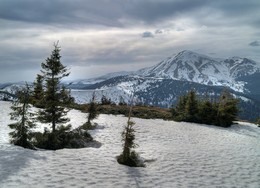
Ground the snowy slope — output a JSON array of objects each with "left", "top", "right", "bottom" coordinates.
[{"left": 1, "top": 101, "right": 260, "bottom": 188}]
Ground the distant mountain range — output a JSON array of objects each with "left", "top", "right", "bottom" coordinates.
[{"left": 1, "top": 50, "right": 260, "bottom": 121}]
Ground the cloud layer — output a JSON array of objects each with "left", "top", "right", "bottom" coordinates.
[{"left": 0, "top": 0, "right": 259, "bottom": 82}]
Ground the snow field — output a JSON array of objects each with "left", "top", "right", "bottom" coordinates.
[{"left": 0, "top": 101, "right": 260, "bottom": 188}]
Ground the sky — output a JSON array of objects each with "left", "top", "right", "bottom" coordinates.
[{"left": 0, "top": 0, "right": 260, "bottom": 82}]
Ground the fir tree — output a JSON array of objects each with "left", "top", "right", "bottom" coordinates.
[
  {"left": 198, "top": 100, "right": 215, "bottom": 124},
  {"left": 184, "top": 90, "right": 199, "bottom": 122},
  {"left": 101, "top": 95, "right": 111, "bottom": 105},
  {"left": 31, "top": 74, "right": 44, "bottom": 108},
  {"left": 117, "top": 90, "right": 144, "bottom": 167},
  {"left": 60, "top": 85, "right": 74, "bottom": 105},
  {"left": 216, "top": 90, "right": 239, "bottom": 127},
  {"left": 173, "top": 95, "right": 188, "bottom": 121},
  {"left": 38, "top": 42, "right": 70, "bottom": 133},
  {"left": 8, "top": 84, "right": 36, "bottom": 149},
  {"left": 87, "top": 93, "right": 98, "bottom": 124}
]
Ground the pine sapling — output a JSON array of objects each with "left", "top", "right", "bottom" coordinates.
[
  {"left": 117, "top": 87, "right": 144, "bottom": 167},
  {"left": 8, "top": 84, "right": 36, "bottom": 150}
]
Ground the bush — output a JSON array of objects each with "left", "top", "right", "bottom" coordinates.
[
  {"left": 32, "top": 126, "right": 93, "bottom": 150},
  {"left": 117, "top": 151, "right": 145, "bottom": 167},
  {"left": 81, "top": 122, "right": 97, "bottom": 130}
]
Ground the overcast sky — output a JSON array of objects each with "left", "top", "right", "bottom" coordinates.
[{"left": 0, "top": 0, "right": 260, "bottom": 82}]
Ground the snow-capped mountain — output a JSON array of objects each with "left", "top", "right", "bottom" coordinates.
[
  {"left": 64, "top": 71, "right": 132, "bottom": 89},
  {"left": 1, "top": 50, "right": 260, "bottom": 120},
  {"left": 136, "top": 50, "right": 260, "bottom": 92},
  {"left": 71, "top": 50, "right": 260, "bottom": 121}
]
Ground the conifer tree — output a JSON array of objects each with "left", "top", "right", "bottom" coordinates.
[
  {"left": 60, "top": 85, "right": 74, "bottom": 105},
  {"left": 8, "top": 84, "right": 36, "bottom": 149},
  {"left": 173, "top": 95, "right": 188, "bottom": 121},
  {"left": 216, "top": 90, "right": 239, "bottom": 127},
  {"left": 185, "top": 90, "right": 198, "bottom": 122},
  {"left": 31, "top": 74, "right": 44, "bottom": 108},
  {"left": 38, "top": 42, "right": 70, "bottom": 133},
  {"left": 198, "top": 100, "right": 215, "bottom": 124},
  {"left": 117, "top": 90, "right": 144, "bottom": 167},
  {"left": 101, "top": 95, "right": 111, "bottom": 105},
  {"left": 172, "top": 89, "right": 238, "bottom": 127},
  {"left": 87, "top": 93, "right": 98, "bottom": 124}
]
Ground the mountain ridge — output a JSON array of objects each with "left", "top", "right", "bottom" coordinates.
[
  {"left": 1, "top": 50, "right": 260, "bottom": 121},
  {"left": 66, "top": 50, "right": 260, "bottom": 93},
  {"left": 135, "top": 50, "right": 260, "bottom": 92}
]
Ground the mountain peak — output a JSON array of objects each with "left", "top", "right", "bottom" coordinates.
[
  {"left": 178, "top": 50, "right": 197, "bottom": 55},
  {"left": 136, "top": 50, "right": 260, "bottom": 92},
  {"left": 175, "top": 50, "right": 212, "bottom": 61}
]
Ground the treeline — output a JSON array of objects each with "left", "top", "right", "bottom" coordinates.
[{"left": 171, "top": 90, "right": 239, "bottom": 127}]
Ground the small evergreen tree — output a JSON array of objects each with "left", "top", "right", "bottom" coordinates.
[
  {"left": 172, "top": 95, "right": 188, "bottom": 121},
  {"left": 184, "top": 90, "right": 198, "bottom": 122},
  {"left": 31, "top": 74, "right": 44, "bottom": 108},
  {"left": 198, "top": 100, "right": 215, "bottom": 124},
  {"left": 117, "top": 91, "right": 144, "bottom": 167},
  {"left": 8, "top": 84, "right": 36, "bottom": 149},
  {"left": 60, "top": 85, "right": 74, "bottom": 105},
  {"left": 87, "top": 93, "right": 98, "bottom": 124},
  {"left": 216, "top": 90, "right": 239, "bottom": 127},
  {"left": 101, "top": 95, "right": 111, "bottom": 105}
]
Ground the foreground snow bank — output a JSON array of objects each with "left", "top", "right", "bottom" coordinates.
[{"left": 0, "top": 101, "right": 260, "bottom": 188}]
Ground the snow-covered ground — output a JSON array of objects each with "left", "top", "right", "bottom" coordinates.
[{"left": 0, "top": 101, "right": 260, "bottom": 188}]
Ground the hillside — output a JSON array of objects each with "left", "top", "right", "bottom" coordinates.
[{"left": 0, "top": 101, "right": 260, "bottom": 187}]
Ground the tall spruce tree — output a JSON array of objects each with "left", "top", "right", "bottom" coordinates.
[
  {"left": 8, "top": 84, "right": 36, "bottom": 149},
  {"left": 38, "top": 42, "right": 70, "bottom": 133}
]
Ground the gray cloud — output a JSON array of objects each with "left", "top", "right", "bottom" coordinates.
[
  {"left": 0, "top": 0, "right": 125, "bottom": 27},
  {"left": 0, "top": 0, "right": 258, "bottom": 28},
  {"left": 249, "top": 41, "right": 260, "bottom": 47},
  {"left": 124, "top": 0, "right": 260, "bottom": 27},
  {"left": 0, "top": 0, "right": 260, "bottom": 82},
  {"left": 124, "top": 0, "right": 206, "bottom": 22},
  {"left": 142, "top": 31, "right": 154, "bottom": 38}
]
